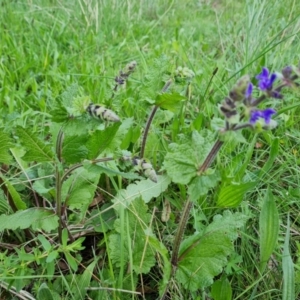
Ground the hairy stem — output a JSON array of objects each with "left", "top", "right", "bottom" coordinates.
[
  {"left": 140, "top": 79, "right": 172, "bottom": 158},
  {"left": 171, "top": 139, "right": 224, "bottom": 269}
]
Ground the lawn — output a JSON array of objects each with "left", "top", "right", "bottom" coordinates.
[{"left": 1, "top": 0, "right": 300, "bottom": 299}]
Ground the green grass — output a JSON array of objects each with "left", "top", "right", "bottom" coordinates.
[{"left": 1, "top": 0, "right": 300, "bottom": 299}]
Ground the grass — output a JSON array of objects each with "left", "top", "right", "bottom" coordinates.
[{"left": 1, "top": 0, "right": 300, "bottom": 299}]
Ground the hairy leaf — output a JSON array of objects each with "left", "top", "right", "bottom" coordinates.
[
  {"left": 86, "top": 122, "right": 121, "bottom": 159},
  {"left": 176, "top": 211, "right": 247, "bottom": 291},
  {"left": 0, "top": 208, "right": 58, "bottom": 232},
  {"left": 163, "top": 131, "right": 215, "bottom": 185},
  {"left": 62, "top": 134, "right": 89, "bottom": 164},
  {"left": 113, "top": 175, "right": 171, "bottom": 210},
  {"left": 15, "top": 126, "right": 54, "bottom": 162},
  {"left": 188, "top": 170, "right": 220, "bottom": 202}
]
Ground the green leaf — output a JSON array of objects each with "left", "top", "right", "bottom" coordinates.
[
  {"left": 38, "top": 234, "right": 52, "bottom": 251},
  {"left": 217, "top": 181, "right": 256, "bottom": 208},
  {"left": 15, "top": 126, "right": 54, "bottom": 162},
  {"left": 37, "top": 283, "right": 54, "bottom": 300},
  {"left": 176, "top": 211, "right": 247, "bottom": 291},
  {"left": 259, "top": 188, "right": 279, "bottom": 272},
  {"left": 1, "top": 175, "right": 27, "bottom": 210},
  {"left": 86, "top": 122, "right": 121, "bottom": 159},
  {"left": 85, "top": 162, "right": 141, "bottom": 180},
  {"left": 50, "top": 103, "right": 69, "bottom": 123},
  {"left": 258, "top": 138, "right": 279, "bottom": 178},
  {"left": 154, "top": 92, "right": 186, "bottom": 112},
  {"left": 163, "top": 130, "right": 215, "bottom": 185},
  {"left": 109, "top": 198, "right": 156, "bottom": 274},
  {"left": 211, "top": 277, "right": 232, "bottom": 300},
  {"left": 62, "top": 168, "right": 100, "bottom": 213},
  {"left": 62, "top": 134, "right": 89, "bottom": 164},
  {"left": 113, "top": 175, "right": 171, "bottom": 210},
  {"left": 283, "top": 216, "right": 295, "bottom": 300},
  {"left": 0, "top": 208, "right": 59, "bottom": 232},
  {"left": 147, "top": 236, "right": 171, "bottom": 297},
  {"left": 0, "top": 129, "right": 13, "bottom": 164},
  {"left": 64, "top": 252, "right": 78, "bottom": 272},
  {"left": 76, "top": 259, "right": 98, "bottom": 300},
  {"left": 108, "top": 117, "right": 134, "bottom": 152},
  {"left": 188, "top": 170, "right": 220, "bottom": 202}
]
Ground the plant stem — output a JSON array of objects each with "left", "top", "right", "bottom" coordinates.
[
  {"left": 171, "top": 139, "right": 224, "bottom": 268},
  {"left": 140, "top": 79, "right": 172, "bottom": 158},
  {"left": 55, "top": 129, "right": 64, "bottom": 244}
]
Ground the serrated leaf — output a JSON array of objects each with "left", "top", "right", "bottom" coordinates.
[
  {"left": 154, "top": 92, "right": 186, "bottom": 112},
  {"left": 109, "top": 198, "right": 156, "bottom": 274},
  {"left": 176, "top": 211, "right": 247, "bottom": 291},
  {"left": 0, "top": 129, "right": 13, "bottom": 163},
  {"left": 84, "top": 162, "right": 141, "bottom": 180},
  {"left": 0, "top": 208, "right": 58, "bottom": 232},
  {"left": 113, "top": 175, "right": 171, "bottom": 210},
  {"left": 217, "top": 181, "right": 256, "bottom": 208},
  {"left": 106, "top": 118, "right": 134, "bottom": 153},
  {"left": 15, "top": 126, "right": 54, "bottom": 162},
  {"left": 62, "top": 168, "right": 100, "bottom": 214},
  {"left": 259, "top": 188, "right": 279, "bottom": 272},
  {"left": 163, "top": 131, "right": 215, "bottom": 185},
  {"left": 188, "top": 170, "right": 220, "bottom": 202},
  {"left": 50, "top": 103, "right": 69, "bottom": 123},
  {"left": 62, "top": 134, "right": 89, "bottom": 164},
  {"left": 86, "top": 122, "right": 121, "bottom": 159}
]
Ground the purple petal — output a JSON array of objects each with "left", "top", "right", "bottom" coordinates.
[
  {"left": 250, "top": 108, "right": 276, "bottom": 125},
  {"left": 245, "top": 83, "right": 253, "bottom": 98}
]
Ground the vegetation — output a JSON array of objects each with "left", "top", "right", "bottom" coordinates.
[{"left": 1, "top": 0, "right": 300, "bottom": 299}]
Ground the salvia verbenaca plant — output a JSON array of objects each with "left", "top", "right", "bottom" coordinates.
[{"left": 161, "top": 63, "right": 300, "bottom": 298}]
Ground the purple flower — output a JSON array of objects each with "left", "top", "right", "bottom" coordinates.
[
  {"left": 250, "top": 108, "right": 276, "bottom": 125},
  {"left": 245, "top": 83, "right": 253, "bottom": 98},
  {"left": 256, "top": 67, "right": 277, "bottom": 91}
]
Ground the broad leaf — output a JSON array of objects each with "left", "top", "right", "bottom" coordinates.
[
  {"left": 217, "top": 181, "right": 256, "bottom": 208},
  {"left": 15, "top": 126, "right": 54, "bottom": 162},
  {"left": 163, "top": 130, "right": 215, "bottom": 185},
  {"left": 0, "top": 208, "right": 58, "bottom": 232},
  {"left": 86, "top": 122, "right": 121, "bottom": 159},
  {"left": 154, "top": 92, "right": 186, "bottom": 112},
  {"left": 188, "top": 170, "right": 220, "bottom": 202},
  {"left": 176, "top": 211, "right": 247, "bottom": 291},
  {"left": 61, "top": 168, "right": 100, "bottom": 214},
  {"left": 62, "top": 134, "right": 89, "bottom": 164},
  {"left": 113, "top": 175, "right": 171, "bottom": 210}
]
